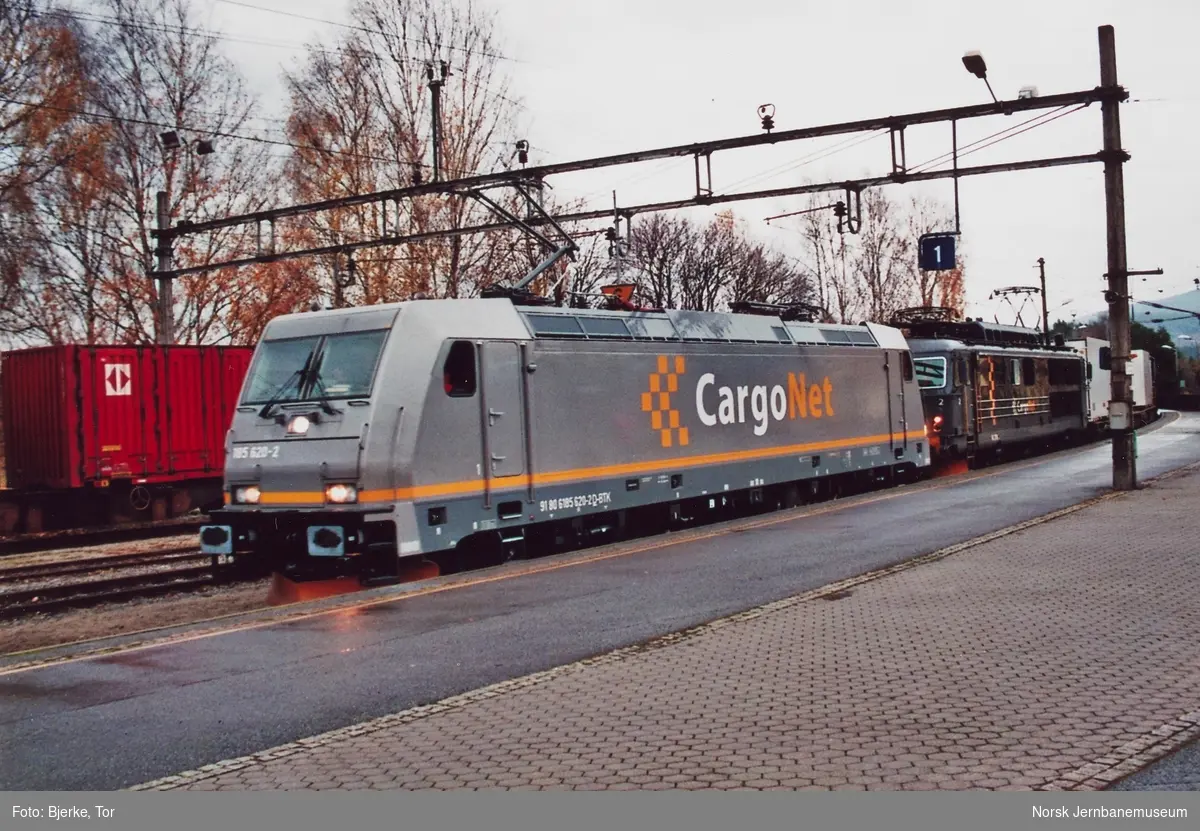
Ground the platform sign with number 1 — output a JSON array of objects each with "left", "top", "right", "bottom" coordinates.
[{"left": 918, "top": 233, "right": 956, "bottom": 271}]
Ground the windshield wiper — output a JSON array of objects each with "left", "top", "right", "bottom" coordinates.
[
  {"left": 306, "top": 367, "right": 341, "bottom": 416},
  {"left": 256, "top": 350, "right": 316, "bottom": 419},
  {"left": 256, "top": 369, "right": 304, "bottom": 420}
]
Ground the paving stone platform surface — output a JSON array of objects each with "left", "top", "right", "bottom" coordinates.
[{"left": 137, "top": 464, "right": 1200, "bottom": 792}]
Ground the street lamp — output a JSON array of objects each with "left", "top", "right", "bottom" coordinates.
[
  {"left": 159, "top": 130, "right": 215, "bottom": 156},
  {"left": 153, "top": 132, "right": 214, "bottom": 346},
  {"left": 962, "top": 51, "right": 998, "bottom": 103}
]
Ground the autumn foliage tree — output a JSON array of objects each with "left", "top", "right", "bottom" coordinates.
[
  {"left": 791, "top": 188, "right": 966, "bottom": 324},
  {"left": 4, "top": 0, "right": 284, "bottom": 346},
  {"left": 0, "top": 3, "right": 95, "bottom": 340},
  {"left": 282, "top": 0, "right": 544, "bottom": 307}
]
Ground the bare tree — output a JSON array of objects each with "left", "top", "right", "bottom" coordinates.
[
  {"left": 584, "top": 210, "right": 813, "bottom": 313},
  {"left": 0, "top": 3, "right": 92, "bottom": 341},
  {"left": 727, "top": 241, "right": 810, "bottom": 307},
  {"left": 798, "top": 199, "right": 862, "bottom": 324},
  {"left": 626, "top": 214, "right": 693, "bottom": 310},
  {"left": 907, "top": 194, "right": 964, "bottom": 314},
  {"left": 283, "top": 0, "right": 541, "bottom": 305},
  {"left": 790, "top": 188, "right": 965, "bottom": 324},
  {"left": 92, "top": 0, "right": 279, "bottom": 343},
  {"left": 855, "top": 189, "right": 912, "bottom": 323},
  {"left": 678, "top": 211, "right": 741, "bottom": 312},
  {"left": 11, "top": 0, "right": 281, "bottom": 345}
]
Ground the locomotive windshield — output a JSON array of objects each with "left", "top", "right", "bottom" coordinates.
[
  {"left": 242, "top": 329, "right": 389, "bottom": 406},
  {"left": 913, "top": 356, "right": 948, "bottom": 391}
]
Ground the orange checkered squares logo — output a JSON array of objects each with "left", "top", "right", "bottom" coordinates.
[{"left": 641, "top": 355, "right": 689, "bottom": 448}]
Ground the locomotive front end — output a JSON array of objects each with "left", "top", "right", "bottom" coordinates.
[
  {"left": 201, "top": 305, "right": 404, "bottom": 583},
  {"left": 911, "top": 351, "right": 955, "bottom": 457}
]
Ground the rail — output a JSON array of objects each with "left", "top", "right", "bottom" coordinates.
[{"left": 0, "top": 545, "right": 266, "bottom": 620}]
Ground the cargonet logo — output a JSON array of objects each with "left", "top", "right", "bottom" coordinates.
[{"left": 641, "top": 355, "right": 689, "bottom": 448}]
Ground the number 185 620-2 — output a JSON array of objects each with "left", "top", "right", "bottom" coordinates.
[{"left": 232, "top": 444, "right": 279, "bottom": 460}]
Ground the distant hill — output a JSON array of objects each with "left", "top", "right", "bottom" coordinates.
[{"left": 1131, "top": 289, "right": 1200, "bottom": 357}]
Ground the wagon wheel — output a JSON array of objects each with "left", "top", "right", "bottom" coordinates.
[{"left": 129, "top": 485, "right": 152, "bottom": 513}]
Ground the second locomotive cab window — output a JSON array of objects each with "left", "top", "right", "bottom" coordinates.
[
  {"left": 316, "top": 330, "right": 388, "bottom": 397},
  {"left": 443, "top": 341, "right": 476, "bottom": 397},
  {"left": 1021, "top": 358, "right": 1035, "bottom": 386}
]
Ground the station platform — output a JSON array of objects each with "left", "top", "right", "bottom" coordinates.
[{"left": 133, "top": 458, "right": 1200, "bottom": 792}]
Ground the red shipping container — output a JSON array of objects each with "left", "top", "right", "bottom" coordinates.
[{"left": 1, "top": 345, "right": 253, "bottom": 491}]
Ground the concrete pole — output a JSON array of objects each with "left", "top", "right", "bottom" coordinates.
[{"left": 1099, "top": 25, "right": 1135, "bottom": 490}]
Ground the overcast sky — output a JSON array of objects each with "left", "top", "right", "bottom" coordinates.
[{"left": 193, "top": 0, "right": 1200, "bottom": 325}]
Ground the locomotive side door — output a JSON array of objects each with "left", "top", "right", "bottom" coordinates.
[
  {"left": 883, "top": 351, "right": 909, "bottom": 454},
  {"left": 479, "top": 341, "right": 527, "bottom": 481},
  {"left": 958, "top": 353, "right": 976, "bottom": 442},
  {"left": 883, "top": 352, "right": 894, "bottom": 451}
]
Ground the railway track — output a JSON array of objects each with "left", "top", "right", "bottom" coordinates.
[
  {"left": 0, "top": 415, "right": 1168, "bottom": 621},
  {"left": 0, "top": 545, "right": 269, "bottom": 620},
  {"left": 0, "top": 546, "right": 205, "bottom": 582},
  {"left": 0, "top": 565, "right": 217, "bottom": 620},
  {"left": 0, "top": 517, "right": 205, "bottom": 558}
]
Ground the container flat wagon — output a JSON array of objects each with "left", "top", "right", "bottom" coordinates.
[{"left": 0, "top": 344, "right": 253, "bottom": 533}]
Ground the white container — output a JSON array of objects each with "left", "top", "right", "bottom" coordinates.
[{"left": 1067, "top": 337, "right": 1111, "bottom": 424}]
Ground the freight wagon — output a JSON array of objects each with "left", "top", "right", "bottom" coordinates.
[
  {"left": 1067, "top": 337, "right": 1112, "bottom": 428},
  {"left": 1067, "top": 338, "right": 1161, "bottom": 428},
  {"left": 0, "top": 344, "right": 253, "bottom": 534},
  {"left": 1129, "top": 348, "right": 1155, "bottom": 419}
]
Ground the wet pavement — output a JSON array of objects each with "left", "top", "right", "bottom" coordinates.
[
  {"left": 2, "top": 413, "right": 1198, "bottom": 791},
  {"left": 134, "top": 459, "right": 1200, "bottom": 792}
]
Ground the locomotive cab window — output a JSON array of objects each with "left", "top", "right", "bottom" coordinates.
[
  {"left": 316, "top": 330, "right": 388, "bottom": 397},
  {"left": 901, "top": 352, "right": 914, "bottom": 382},
  {"left": 241, "top": 335, "right": 318, "bottom": 404},
  {"left": 913, "top": 356, "right": 947, "bottom": 390},
  {"left": 443, "top": 341, "right": 476, "bottom": 397},
  {"left": 1021, "top": 358, "right": 1035, "bottom": 386},
  {"left": 241, "top": 328, "right": 389, "bottom": 406}
]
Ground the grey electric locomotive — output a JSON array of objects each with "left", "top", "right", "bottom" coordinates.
[
  {"left": 200, "top": 298, "right": 930, "bottom": 584},
  {"left": 902, "top": 316, "right": 1088, "bottom": 465}
]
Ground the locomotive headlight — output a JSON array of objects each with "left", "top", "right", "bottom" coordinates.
[
  {"left": 287, "top": 415, "right": 311, "bottom": 435},
  {"left": 325, "top": 483, "right": 358, "bottom": 504},
  {"left": 234, "top": 485, "right": 261, "bottom": 504},
  {"left": 932, "top": 415, "right": 944, "bottom": 427}
]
